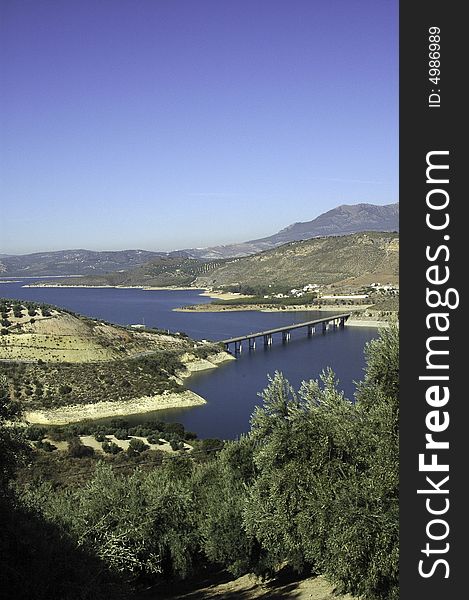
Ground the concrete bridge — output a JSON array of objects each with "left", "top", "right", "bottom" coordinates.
[{"left": 221, "top": 313, "right": 351, "bottom": 353}]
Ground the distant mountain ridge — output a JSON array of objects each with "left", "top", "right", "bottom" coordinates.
[
  {"left": 1, "top": 202, "right": 398, "bottom": 276},
  {"left": 265, "top": 201, "right": 399, "bottom": 243},
  {"left": 181, "top": 202, "right": 399, "bottom": 259},
  {"left": 32, "top": 231, "right": 399, "bottom": 291},
  {"left": 0, "top": 249, "right": 167, "bottom": 277}
]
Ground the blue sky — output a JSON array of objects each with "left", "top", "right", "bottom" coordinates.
[{"left": 0, "top": 0, "right": 398, "bottom": 254}]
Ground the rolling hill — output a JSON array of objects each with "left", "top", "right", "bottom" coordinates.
[
  {"left": 0, "top": 249, "right": 168, "bottom": 277},
  {"left": 32, "top": 256, "right": 227, "bottom": 288},
  {"left": 193, "top": 231, "right": 399, "bottom": 290},
  {"left": 0, "top": 299, "right": 230, "bottom": 422},
  {"left": 1, "top": 203, "right": 398, "bottom": 275},
  {"left": 36, "top": 231, "right": 399, "bottom": 292}
]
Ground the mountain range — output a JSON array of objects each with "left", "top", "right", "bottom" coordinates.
[
  {"left": 27, "top": 231, "right": 399, "bottom": 292},
  {"left": 0, "top": 249, "right": 167, "bottom": 278},
  {"left": 181, "top": 202, "right": 399, "bottom": 259},
  {"left": 0, "top": 202, "right": 398, "bottom": 277}
]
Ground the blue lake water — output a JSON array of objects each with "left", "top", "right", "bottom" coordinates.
[{"left": 1, "top": 279, "right": 378, "bottom": 439}]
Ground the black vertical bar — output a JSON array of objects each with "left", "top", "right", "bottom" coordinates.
[{"left": 400, "top": 3, "right": 465, "bottom": 599}]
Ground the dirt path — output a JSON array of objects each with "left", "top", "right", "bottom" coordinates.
[{"left": 136, "top": 570, "right": 355, "bottom": 600}]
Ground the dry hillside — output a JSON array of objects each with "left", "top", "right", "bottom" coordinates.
[
  {"left": 194, "top": 232, "right": 399, "bottom": 290},
  {"left": 0, "top": 303, "right": 195, "bottom": 363},
  {"left": 0, "top": 300, "right": 225, "bottom": 414}
]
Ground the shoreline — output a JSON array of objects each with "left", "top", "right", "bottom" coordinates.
[
  {"left": 346, "top": 319, "right": 392, "bottom": 328},
  {"left": 22, "top": 283, "right": 202, "bottom": 291},
  {"left": 174, "top": 303, "right": 375, "bottom": 313},
  {"left": 24, "top": 389, "right": 208, "bottom": 426},
  {"left": 174, "top": 303, "right": 394, "bottom": 328},
  {"left": 22, "top": 351, "right": 235, "bottom": 425},
  {"left": 20, "top": 282, "right": 249, "bottom": 301},
  {"left": 180, "top": 351, "right": 236, "bottom": 374},
  {"left": 198, "top": 290, "right": 254, "bottom": 300}
]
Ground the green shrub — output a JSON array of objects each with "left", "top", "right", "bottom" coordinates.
[
  {"left": 192, "top": 437, "right": 258, "bottom": 577},
  {"left": 102, "top": 441, "right": 122, "bottom": 455},
  {"left": 25, "top": 426, "right": 46, "bottom": 442},
  {"left": 126, "top": 438, "right": 149, "bottom": 455},
  {"left": 193, "top": 438, "right": 225, "bottom": 460},
  {"left": 113, "top": 429, "right": 129, "bottom": 440},
  {"left": 34, "top": 440, "right": 56, "bottom": 452},
  {"left": 163, "top": 422, "right": 185, "bottom": 437},
  {"left": 68, "top": 437, "right": 95, "bottom": 458},
  {"left": 146, "top": 434, "right": 161, "bottom": 445}
]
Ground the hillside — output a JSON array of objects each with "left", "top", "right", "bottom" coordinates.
[
  {"left": 193, "top": 231, "right": 399, "bottom": 290},
  {"left": 35, "top": 256, "right": 227, "bottom": 288},
  {"left": 0, "top": 299, "right": 231, "bottom": 422},
  {"left": 33, "top": 231, "right": 399, "bottom": 292},
  {"left": 0, "top": 249, "right": 168, "bottom": 277},
  {"left": 0, "top": 301, "right": 197, "bottom": 363}
]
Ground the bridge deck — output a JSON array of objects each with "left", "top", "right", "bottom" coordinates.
[{"left": 221, "top": 313, "right": 351, "bottom": 344}]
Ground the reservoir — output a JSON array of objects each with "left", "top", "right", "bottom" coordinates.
[{"left": 1, "top": 280, "right": 379, "bottom": 439}]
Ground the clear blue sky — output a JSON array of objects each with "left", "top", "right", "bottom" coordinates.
[{"left": 1, "top": 0, "right": 398, "bottom": 255}]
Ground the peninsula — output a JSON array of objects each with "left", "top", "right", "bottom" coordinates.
[{"left": 0, "top": 299, "right": 234, "bottom": 424}]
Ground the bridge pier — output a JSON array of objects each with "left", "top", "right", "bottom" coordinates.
[{"left": 221, "top": 314, "right": 350, "bottom": 352}]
